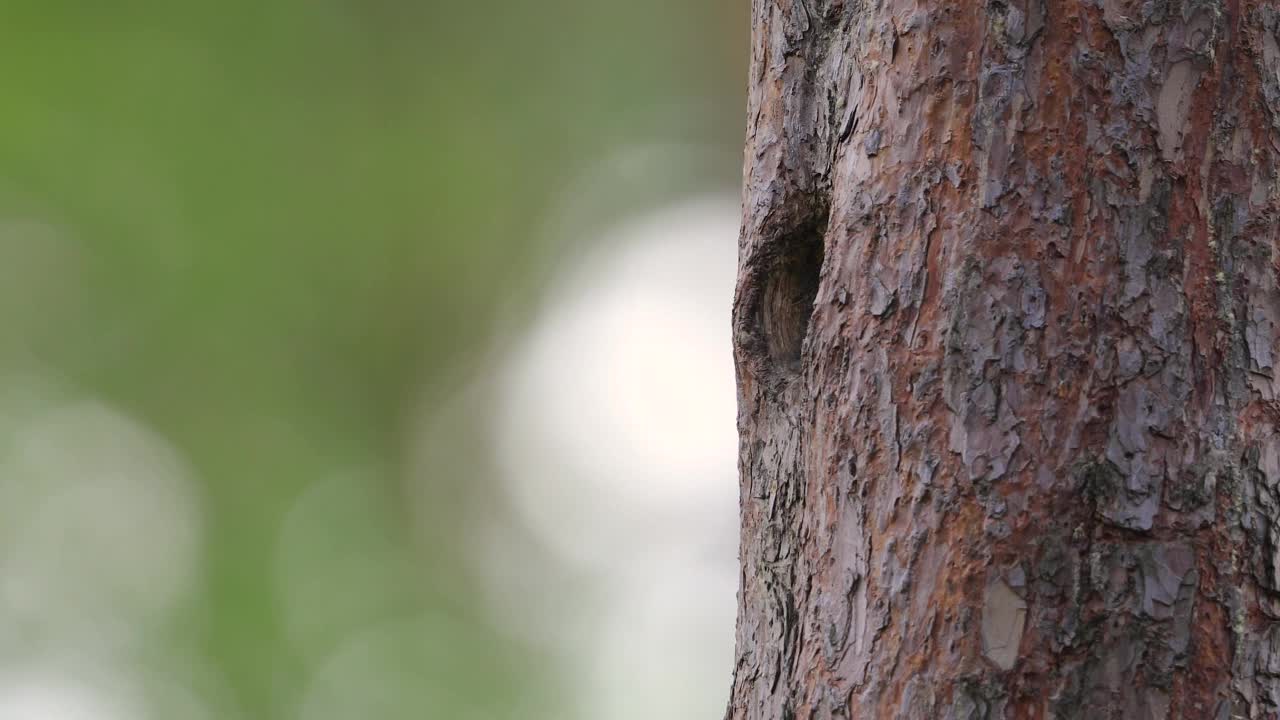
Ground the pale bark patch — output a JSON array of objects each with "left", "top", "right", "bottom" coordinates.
[
  {"left": 981, "top": 577, "right": 1026, "bottom": 671},
  {"left": 1156, "top": 60, "right": 1197, "bottom": 163}
]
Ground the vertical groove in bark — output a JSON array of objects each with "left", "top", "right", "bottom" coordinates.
[{"left": 729, "top": 0, "right": 1280, "bottom": 718}]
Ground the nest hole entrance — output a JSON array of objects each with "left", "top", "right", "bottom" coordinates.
[{"left": 759, "top": 232, "right": 823, "bottom": 372}]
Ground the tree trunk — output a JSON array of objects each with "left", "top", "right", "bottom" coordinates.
[{"left": 727, "top": 1, "right": 1280, "bottom": 717}]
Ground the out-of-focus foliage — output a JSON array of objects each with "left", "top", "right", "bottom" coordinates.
[{"left": 0, "top": 1, "right": 746, "bottom": 718}]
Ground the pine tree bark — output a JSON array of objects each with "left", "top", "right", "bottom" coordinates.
[{"left": 728, "top": 1, "right": 1280, "bottom": 717}]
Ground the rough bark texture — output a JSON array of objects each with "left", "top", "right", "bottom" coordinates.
[{"left": 728, "top": 0, "right": 1280, "bottom": 717}]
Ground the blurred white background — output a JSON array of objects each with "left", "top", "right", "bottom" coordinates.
[{"left": 488, "top": 196, "right": 741, "bottom": 719}]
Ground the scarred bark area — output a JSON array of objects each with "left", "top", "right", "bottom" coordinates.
[{"left": 729, "top": 1, "right": 1280, "bottom": 718}]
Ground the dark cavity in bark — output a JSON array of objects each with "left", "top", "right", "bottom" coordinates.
[{"left": 756, "top": 225, "right": 825, "bottom": 374}]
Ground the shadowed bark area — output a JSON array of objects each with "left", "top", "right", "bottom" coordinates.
[{"left": 728, "top": 0, "right": 1280, "bottom": 717}]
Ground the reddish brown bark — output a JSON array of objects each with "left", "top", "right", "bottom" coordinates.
[{"left": 729, "top": 1, "right": 1280, "bottom": 718}]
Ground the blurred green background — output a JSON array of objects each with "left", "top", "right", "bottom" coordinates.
[{"left": 0, "top": 2, "right": 747, "bottom": 719}]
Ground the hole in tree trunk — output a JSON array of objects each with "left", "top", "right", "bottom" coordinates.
[{"left": 757, "top": 228, "right": 824, "bottom": 373}]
